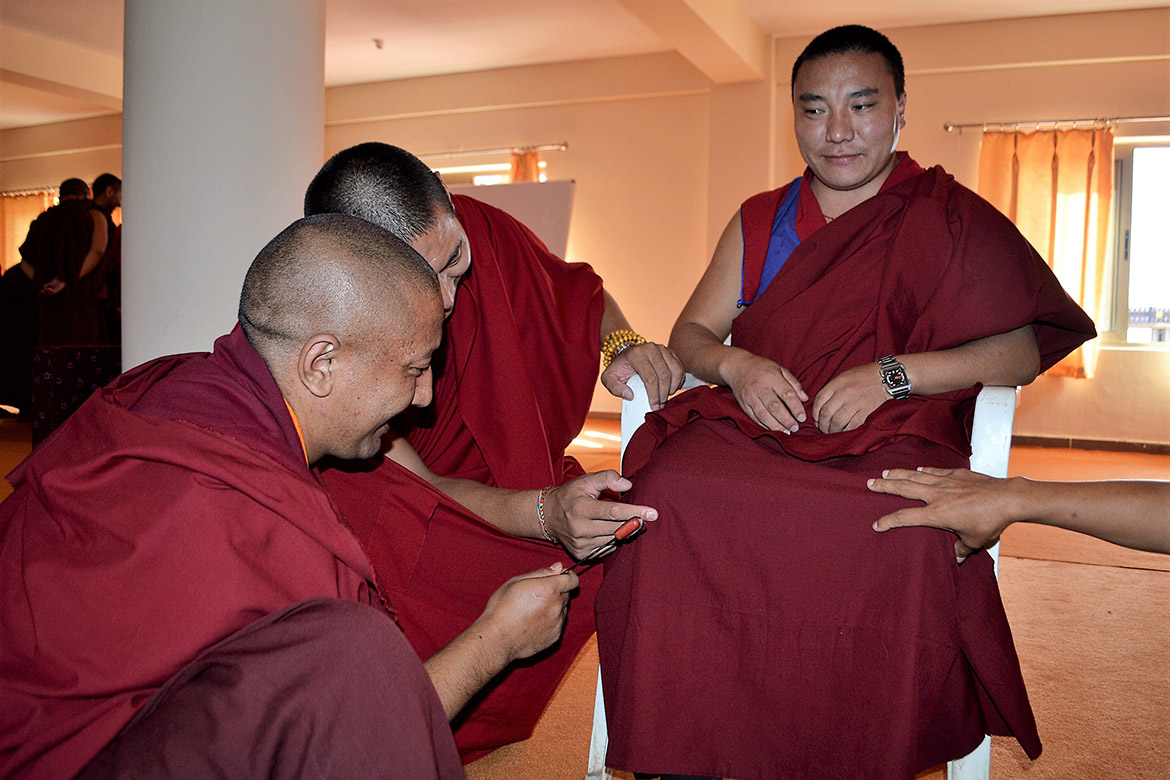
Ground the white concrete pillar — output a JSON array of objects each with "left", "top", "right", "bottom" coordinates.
[{"left": 121, "top": 0, "right": 324, "bottom": 367}]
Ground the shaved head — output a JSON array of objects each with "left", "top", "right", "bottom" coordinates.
[
  {"left": 239, "top": 213, "right": 439, "bottom": 364},
  {"left": 239, "top": 214, "right": 444, "bottom": 462},
  {"left": 304, "top": 143, "right": 454, "bottom": 242},
  {"left": 303, "top": 143, "right": 473, "bottom": 316}
]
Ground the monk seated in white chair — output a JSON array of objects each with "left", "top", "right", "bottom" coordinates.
[{"left": 593, "top": 24, "right": 1095, "bottom": 780}]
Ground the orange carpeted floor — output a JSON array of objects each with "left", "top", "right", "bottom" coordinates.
[{"left": 2, "top": 417, "right": 1167, "bottom": 778}]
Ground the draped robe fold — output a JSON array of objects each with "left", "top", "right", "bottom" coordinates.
[
  {"left": 594, "top": 159, "right": 1097, "bottom": 779},
  {"left": 321, "top": 194, "right": 607, "bottom": 760},
  {"left": 402, "top": 194, "right": 605, "bottom": 489},
  {"left": 1, "top": 328, "right": 461, "bottom": 780}
]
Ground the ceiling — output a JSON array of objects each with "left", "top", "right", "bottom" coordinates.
[{"left": 0, "top": 0, "right": 1165, "bottom": 131}]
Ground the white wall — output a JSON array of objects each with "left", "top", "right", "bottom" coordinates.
[
  {"left": 3, "top": 7, "right": 1167, "bottom": 443},
  {"left": 869, "top": 10, "right": 1170, "bottom": 446},
  {"left": 0, "top": 114, "right": 122, "bottom": 192}
]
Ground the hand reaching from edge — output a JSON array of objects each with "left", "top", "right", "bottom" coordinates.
[{"left": 868, "top": 467, "right": 1009, "bottom": 557}]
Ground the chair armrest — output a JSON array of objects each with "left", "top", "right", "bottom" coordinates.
[
  {"left": 969, "top": 386, "right": 1018, "bottom": 479},
  {"left": 968, "top": 385, "right": 1018, "bottom": 577},
  {"left": 624, "top": 380, "right": 1018, "bottom": 474}
]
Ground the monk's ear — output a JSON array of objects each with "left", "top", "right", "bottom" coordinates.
[
  {"left": 431, "top": 170, "right": 454, "bottom": 208},
  {"left": 299, "top": 334, "right": 341, "bottom": 398}
]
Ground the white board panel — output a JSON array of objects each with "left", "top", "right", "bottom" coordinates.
[{"left": 449, "top": 180, "right": 575, "bottom": 258}]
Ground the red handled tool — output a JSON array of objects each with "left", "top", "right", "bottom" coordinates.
[{"left": 564, "top": 516, "right": 645, "bottom": 573}]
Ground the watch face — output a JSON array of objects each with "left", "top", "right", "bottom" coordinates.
[{"left": 882, "top": 366, "right": 908, "bottom": 388}]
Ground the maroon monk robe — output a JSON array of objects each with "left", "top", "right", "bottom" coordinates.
[
  {"left": 21, "top": 199, "right": 107, "bottom": 345},
  {"left": 20, "top": 200, "right": 96, "bottom": 290},
  {"left": 323, "top": 458, "right": 603, "bottom": 759},
  {"left": 400, "top": 194, "right": 605, "bottom": 489},
  {"left": 0, "top": 265, "right": 37, "bottom": 410},
  {"left": 323, "top": 194, "right": 608, "bottom": 760},
  {"left": 76, "top": 598, "right": 459, "bottom": 780},
  {"left": 0, "top": 328, "right": 461, "bottom": 780},
  {"left": 595, "top": 159, "right": 1096, "bottom": 779}
]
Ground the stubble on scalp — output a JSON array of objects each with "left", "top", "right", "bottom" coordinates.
[{"left": 238, "top": 213, "right": 440, "bottom": 367}]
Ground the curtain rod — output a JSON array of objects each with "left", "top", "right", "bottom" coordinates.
[
  {"left": 420, "top": 142, "right": 568, "bottom": 159},
  {"left": 943, "top": 115, "right": 1170, "bottom": 132},
  {"left": 1, "top": 187, "right": 56, "bottom": 198}
]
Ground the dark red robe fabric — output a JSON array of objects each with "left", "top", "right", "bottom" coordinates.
[
  {"left": 0, "top": 328, "right": 461, "bottom": 780},
  {"left": 595, "top": 158, "right": 1097, "bottom": 779},
  {"left": 0, "top": 265, "right": 36, "bottom": 410},
  {"left": 20, "top": 199, "right": 107, "bottom": 346},
  {"left": 400, "top": 194, "right": 604, "bottom": 489},
  {"left": 20, "top": 200, "right": 96, "bottom": 290},
  {"left": 322, "top": 458, "right": 603, "bottom": 758},
  {"left": 323, "top": 194, "right": 607, "bottom": 760},
  {"left": 75, "top": 598, "right": 460, "bottom": 780}
]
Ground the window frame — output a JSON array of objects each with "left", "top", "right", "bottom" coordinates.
[{"left": 1103, "top": 140, "right": 1170, "bottom": 348}]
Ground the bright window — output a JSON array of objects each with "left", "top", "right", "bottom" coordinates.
[{"left": 1112, "top": 144, "right": 1170, "bottom": 345}]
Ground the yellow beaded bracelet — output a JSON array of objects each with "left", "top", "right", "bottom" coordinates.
[{"left": 601, "top": 328, "right": 647, "bottom": 367}]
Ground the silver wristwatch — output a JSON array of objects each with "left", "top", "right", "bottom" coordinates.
[{"left": 877, "top": 355, "right": 912, "bottom": 400}]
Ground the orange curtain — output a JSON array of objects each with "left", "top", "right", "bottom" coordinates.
[
  {"left": 509, "top": 150, "right": 541, "bottom": 183},
  {"left": 978, "top": 127, "right": 1113, "bottom": 378},
  {"left": 1, "top": 191, "right": 55, "bottom": 274}
]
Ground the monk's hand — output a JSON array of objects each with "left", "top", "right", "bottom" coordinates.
[
  {"left": 868, "top": 467, "right": 1012, "bottom": 558},
  {"left": 601, "top": 341, "right": 686, "bottom": 410},
  {"left": 812, "top": 363, "right": 890, "bottom": 434},
  {"left": 475, "top": 564, "right": 580, "bottom": 663},
  {"left": 40, "top": 277, "right": 66, "bottom": 295},
  {"left": 546, "top": 471, "right": 657, "bottom": 560},
  {"left": 723, "top": 351, "right": 807, "bottom": 433}
]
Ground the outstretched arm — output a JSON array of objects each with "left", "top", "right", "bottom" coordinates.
[
  {"left": 868, "top": 467, "right": 1170, "bottom": 557},
  {"left": 384, "top": 435, "right": 658, "bottom": 559},
  {"left": 599, "top": 289, "right": 685, "bottom": 410},
  {"left": 812, "top": 325, "right": 1041, "bottom": 434},
  {"left": 424, "top": 565, "right": 579, "bottom": 719},
  {"left": 669, "top": 210, "right": 809, "bottom": 433}
]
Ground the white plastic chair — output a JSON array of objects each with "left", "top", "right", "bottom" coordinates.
[{"left": 585, "top": 375, "right": 1018, "bottom": 780}]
